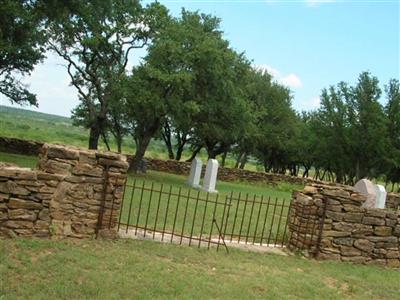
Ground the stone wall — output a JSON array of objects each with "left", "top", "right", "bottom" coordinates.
[
  {"left": 0, "top": 136, "right": 316, "bottom": 186},
  {"left": 0, "top": 143, "right": 128, "bottom": 239},
  {"left": 0, "top": 136, "right": 43, "bottom": 156},
  {"left": 128, "top": 155, "right": 319, "bottom": 186},
  {"left": 288, "top": 184, "right": 400, "bottom": 267},
  {"left": 387, "top": 193, "right": 400, "bottom": 211}
]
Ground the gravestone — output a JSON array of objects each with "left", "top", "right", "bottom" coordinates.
[
  {"left": 354, "top": 179, "right": 377, "bottom": 208},
  {"left": 187, "top": 158, "right": 202, "bottom": 188},
  {"left": 375, "top": 184, "right": 387, "bottom": 209},
  {"left": 202, "top": 159, "right": 218, "bottom": 193}
]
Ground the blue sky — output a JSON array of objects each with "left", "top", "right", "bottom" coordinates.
[{"left": 1, "top": 0, "right": 399, "bottom": 117}]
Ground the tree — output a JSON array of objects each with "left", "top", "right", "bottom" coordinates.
[
  {"left": 0, "top": 0, "right": 45, "bottom": 105},
  {"left": 187, "top": 48, "right": 253, "bottom": 160},
  {"left": 123, "top": 9, "right": 253, "bottom": 171},
  {"left": 46, "top": 0, "right": 168, "bottom": 149},
  {"left": 347, "top": 72, "right": 388, "bottom": 180},
  {"left": 385, "top": 79, "right": 400, "bottom": 190},
  {"left": 251, "top": 73, "right": 297, "bottom": 174}
]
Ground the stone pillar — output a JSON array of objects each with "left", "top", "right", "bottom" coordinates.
[
  {"left": 0, "top": 143, "right": 129, "bottom": 239},
  {"left": 38, "top": 144, "right": 129, "bottom": 238}
]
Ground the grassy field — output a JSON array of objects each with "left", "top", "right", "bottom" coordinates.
[
  {"left": 1, "top": 238, "right": 399, "bottom": 299},
  {"left": 0, "top": 105, "right": 261, "bottom": 171}
]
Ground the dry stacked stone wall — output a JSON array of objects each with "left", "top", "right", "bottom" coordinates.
[
  {"left": 129, "top": 155, "right": 319, "bottom": 186},
  {"left": 387, "top": 193, "right": 400, "bottom": 211},
  {"left": 0, "top": 136, "right": 318, "bottom": 186},
  {"left": 288, "top": 184, "right": 400, "bottom": 267},
  {"left": 0, "top": 144, "right": 128, "bottom": 238}
]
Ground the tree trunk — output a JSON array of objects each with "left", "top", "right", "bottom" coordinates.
[
  {"left": 161, "top": 121, "right": 175, "bottom": 160},
  {"left": 88, "top": 124, "right": 101, "bottom": 150},
  {"left": 221, "top": 150, "right": 228, "bottom": 167},
  {"left": 234, "top": 152, "right": 243, "bottom": 168},
  {"left": 175, "top": 145, "right": 184, "bottom": 161},
  {"left": 117, "top": 136, "right": 122, "bottom": 153},
  {"left": 131, "top": 135, "right": 152, "bottom": 173},
  {"left": 186, "top": 145, "right": 202, "bottom": 162},
  {"left": 239, "top": 152, "right": 248, "bottom": 169},
  {"left": 101, "top": 131, "right": 111, "bottom": 151}
]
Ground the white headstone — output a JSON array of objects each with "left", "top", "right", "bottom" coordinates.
[
  {"left": 202, "top": 159, "right": 219, "bottom": 193},
  {"left": 187, "top": 158, "right": 202, "bottom": 188},
  {"left": 375, "top": 184, "right": 387, "bottom": 209},
  {"left": 354, "top": 179, "right": 377, "bottom": 208}
]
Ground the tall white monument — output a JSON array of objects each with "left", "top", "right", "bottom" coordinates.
[
  {"left": 202, "top": 159, "right": 219, "bottom": 193},
  {"left": 354, "top": 179, "right": 377, "bottom": 208},
  {"left": 187, "top": 158, "right": 202, "bottom": 188},
  {"left": 375, "top": 184, "right": 387, "bottom": 209}
]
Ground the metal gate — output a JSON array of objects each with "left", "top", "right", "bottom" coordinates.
[{"left": 117, "top": 179, "right": 292, "bottom": 252}]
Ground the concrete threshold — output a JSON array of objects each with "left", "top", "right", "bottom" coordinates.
[{"left": 118, "top": 227, "right": 288, "bottom": 256}]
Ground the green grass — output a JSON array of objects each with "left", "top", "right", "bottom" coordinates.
[
  {"left": 1, "top": 238, "right": 399, "bottom": 299},
  {"left": 0, "top": 152, "right": 38, "bottom": 169},
  {"left": 0, "top": 105, "right": 261, "bottom": 171}
]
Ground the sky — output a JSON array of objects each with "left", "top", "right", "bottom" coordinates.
[{"left": 1, "top": 0, "right": 399, "bottom": 117}]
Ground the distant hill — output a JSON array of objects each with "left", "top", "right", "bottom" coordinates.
[{"left": 0, "top": 105, "right": 72, "bottom": 124}]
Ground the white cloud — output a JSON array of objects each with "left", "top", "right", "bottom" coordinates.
[
  {"left": 254, "top": 64, "right": 303, "bottom": 89},
  {"left": 254, "top": 64, "right": 281, "bottom": 78},
  {"left": 280, "top": 74, "right": 303, "bottom": 88}
]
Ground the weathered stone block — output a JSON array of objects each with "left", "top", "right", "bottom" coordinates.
[
  {"left": 362, "top": 216, "right": 385, "bottom": 226},
  {"left": 340, "top": 246, "right": 362, "bottom": 256},
  {"left": 321, "top": 188, "right": 350, "bottom": 198},
  {"left": 8, "top": 198, "right": 42, "bottom": 210},
  {"left": 96, "top": 151, "right": 123, "bottom": 161},
  {"left": 42, "top": 160, "right": 72, "bottom": 175},
  {"left": 333, "top": 237, "right": 353, "bottom": 246},
  {"left": 374, "top": 226, "right": 392, "bottom": 236},
  {"left": 8, "top": 209, "right": 37, "bottom": 221},
  {"left": 354, "top": 239, "right": 374, "bottom": 252},
  {"left": 326, "top": 211, "right": 344, "bottom": 221},
  {"left": 386, "top": 250, "right": 399, "bottom": 259},
  {"left": 0, "top": 181, "right": 30, "bottom": 195},
  {"left": 366, "top": 236, "right": 397, "bottom": 243},
  {"left": 37, "top": 172, "right": 65, "bottom": 181},
  {"left": 98, "top": 158, "right": 129, "bottom": 169},
  {"left": 343, "top": 213, "right": 363, "bottom": 223},
  {"left": 0, "top": 168, "right": 37, "bottom": 180},
  {"left": 47, "top": 145, "right": 79, "bottom": 160},
  {"left": 5, "top": 220, "right": 34, "bottom": 229},
  {"left": 322, "top": 230, "right": 350, "bottom": 237},
  {"left": 72, "top": 164, "right": 103, "bottom": 177},
  {"left": 302, "top": 186, "right": 318, "bottom": 195},
  {"left": 394, "top": 225, "right": 400, "bottom": 236},
  {"left": 366, "top": 209, "right": 386, "bottom": 218},
  {"left": 38, "top": 209, "right": 50, "bottom": 221}
]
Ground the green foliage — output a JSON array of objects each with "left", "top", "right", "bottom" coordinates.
[
  {"left": 46, "top": 0, "right": 169, "bottom": 149},
  {"left": 0, "top": 0, "right": 46, "bottom": 105},
  {"left": 300, "top": 72, "right": 397, "bottom": 185}
]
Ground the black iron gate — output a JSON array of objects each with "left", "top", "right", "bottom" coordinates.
[{"left": 117, "top": 179, "right": 292, "bottom": 252}]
